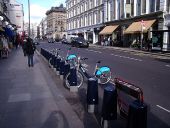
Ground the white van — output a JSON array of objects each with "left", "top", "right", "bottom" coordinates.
[{"left": 66, "top": 35, "right": 78, "bottom": 44}]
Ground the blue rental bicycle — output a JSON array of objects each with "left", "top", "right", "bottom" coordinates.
[
  {"left": 64, "top": 56, "right": 112, "bottom": 89},
  {"left": 48, "top": 47, "right": 76, "bottom": 67}
]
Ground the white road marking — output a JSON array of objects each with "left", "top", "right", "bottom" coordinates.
[
  {"left": 86, "top": 49, "right": 102, "bottom": 53},
  {"left": 165, "top": 65, "right": 170, "bottom": 68},
  {"left": 111, "top": 54, "right": 142, "bottom": 62},
  {"left": 156, "top": 105, "right": 170, "bottom": 113}
]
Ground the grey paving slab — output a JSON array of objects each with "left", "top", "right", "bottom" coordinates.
[{"left": 8, "top": 93, "right": 31, "bottom": 103}]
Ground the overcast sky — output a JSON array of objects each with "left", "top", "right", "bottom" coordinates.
[{"left": 16, "top": 0, "right": 66, "bottom": 24}]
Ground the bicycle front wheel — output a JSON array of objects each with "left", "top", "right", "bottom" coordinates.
[
  {"left": 98, "top": 71, "right": 111, "bottom": 84},
  {"left": 64, "top": 70, "right": 84, "bottom": 89}
]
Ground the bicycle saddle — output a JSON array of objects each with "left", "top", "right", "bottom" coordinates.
[
  {"left": 96, "top": 66, "right": 111, "bottom": 76},
  {"left": 67, "top": 54, "right": 77, "bottom": 60}
]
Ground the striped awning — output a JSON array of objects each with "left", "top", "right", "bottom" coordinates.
[
  {"left": 124, "top": 19, "right": 156, "bottom": 34},
  {"left": 99, "top": 25, "right": 119, "bottom": 35}
]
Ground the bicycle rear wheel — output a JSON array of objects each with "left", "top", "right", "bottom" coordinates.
[
  {"left": 48, "top": 57, "right": 52, "bottom": 67},
  {"left": 64, "top": 70, "right": 84, "bottom": 89},
  {"left": 98, "top": 71, "right": 111, "bottom": 84}
]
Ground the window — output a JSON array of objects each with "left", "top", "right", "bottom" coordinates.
[
  {"left": 81, "top": 4, "right": 83, "bottom": 13},
  {"left": 85, "top": 15, "right": 87, "bottom": 26},
  {"left": 166, "top": 0, "right": 170, "bottom": 12},
  {"left": 77, "top": 6, "right": 79, "bottom": 14},
  {"left": 85, "top": 2, "right": 87, "bottom": 11},
  {"left": 94, "top": 0, "right": 96, "bottom": 7},
  {"left": 142, "top": 0, "right": 146, "bottom": 13},
  {"left": 89, "top": 0, "right": 92, "bottom": 9},
  {"left": 156, "top": 0, "right": 160, "bottom": 11},
  {"left": 89, "top": 14, "right": 91, "bottom": 25},
  {"left": 100, "top": 0, "right": 103, "bottom": 5},
  {"left": 100, "top": 10, "right": 103, "bottom": 23},
  {"left": 108, "top": 2, "right": 111, "bottom": 21},
  {"left": 126, "top": 0, "right": 130, "bottom": 4},
  {"left": 150, "top": 0, "right": 155, "bottom": 12},
  {"left": 120, "top": 0, "right": 124, "bottom": 18},
  {"left": 94, "top": 13, "right": 97, "bottom": 24},
  {"left": 136, "top": 0, "right": 141, "bottom": 15},
  {"left": 131, "top": 0, "right": 134, "bottom": 16}
]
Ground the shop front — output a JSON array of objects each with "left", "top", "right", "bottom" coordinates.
[
  {"left": 124, "top": 19, "right": 156, "bottom": 50},
  {"left": 99, "top": 25, "right": 119, "bottom": 46}
]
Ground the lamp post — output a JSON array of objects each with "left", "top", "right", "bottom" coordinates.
[
  {"left": 140, "top": 20, "right": 145, "bottom": 50},
  {"left": 28, "top": 0, "right": 31, "bottom": 37}
]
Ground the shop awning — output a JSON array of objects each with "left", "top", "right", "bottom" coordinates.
[
  {"left": 124, "top": 19, "right": 156, "bottom": 34},
  {"left": 99, "top": 25, "right": 119, "bottom": 35}
]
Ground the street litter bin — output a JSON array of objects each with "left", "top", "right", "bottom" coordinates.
[
  {"left": 87, "top": 78, "right": 98, "bottom": 113},
  {"left": 101, "top": 83, "right": 117, "bottom": 120},
  {"left": 127, "top": 100, "right": 147, "bottom": 128}
]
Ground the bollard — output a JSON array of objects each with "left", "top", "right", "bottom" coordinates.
[
  {"left": 52, "top": 56, "right": 57, "bottom": 71},
  {"left": 127, "top": 100, "right": 147, "bottom": 128},
  {"left": 101, "top": 83, "right": 117, "bottom": 128},
  {"left": 53, "top": 56, "right": 58, "bottom": 71},
  {"left": 56, "top": 58, "right": 61, "bottom": 75},
  {"left": 69, "top": 67, "right": 78, "bottom": 92},
  {"left": 63, "top": 63, "right": 70, "bottom": 79},
  {"left": 52, "top": 54, "right": 56, "bottom": 70},
  {"left": 87, "top": 77, "right": 98, "bottom": 113},
  {"left": 59, "top": 60, "right": 65, "bottom": 80}
]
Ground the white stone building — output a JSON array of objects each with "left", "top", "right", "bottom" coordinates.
[
  {"left": 66, "top": 0, "right": 170, "bottom": 51},
  {"left": 38, "top": 17, "right": 48, "bottom": 39},
  {"left": 66, "top": 0, "right": 104, "bottom": 44},
  {"left": 6, "top": 0, "right": 24, "bottom": 33}
]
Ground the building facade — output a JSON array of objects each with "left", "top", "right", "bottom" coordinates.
[
  {"left": 24, "top": 22, "right": 37, "bottom": 39},
  {"left": 6, "top": 0, "right": 24, "bottom": 33},
  {"left": 66, "top": 0, "right": 170, "bottom": 51},
  {"left": 0, "top": 0, "right": 17, "bottom": 37},
  {"left": 46, "top": 4, "right": 67, "bottom": 40},
  {"left": 66, "top": 0, "right": 104, "bottom": 44},
  {"left": 38, "top": 17, "right": 48, "bottom": 39}
]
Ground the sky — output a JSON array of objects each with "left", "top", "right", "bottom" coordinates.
[{"left": 16, "top": 0, "right": 66, "bottom": 24}]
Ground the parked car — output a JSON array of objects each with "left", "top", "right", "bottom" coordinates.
[
  {"left": 33, "top": 39, "right": 39, "bottom": 45},
  {"left": 71, "top": 37, "right": 89, "bottom": 48},
  {"left": 61, "top": 38, "right": 68, "bottom": 44},
  {"left": 48, "top": 38, "right": 54, "bottom": 43}
]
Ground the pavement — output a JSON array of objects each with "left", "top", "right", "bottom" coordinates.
[
  {"left": 0, "top": 47, "right": 85, "bottom": 128},
  {"left": 89, "top": 44, "right": 170, "bottom": 59}
]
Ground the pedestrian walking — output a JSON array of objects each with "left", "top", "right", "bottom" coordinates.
[
  {"left": 25, "top": 37, "right": 36, "bottom": 67},
  {"left": 15, "top": 34, "right": 20, "bottom": 49}
]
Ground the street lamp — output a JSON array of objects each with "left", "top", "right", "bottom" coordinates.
[{"left": 28, "top": 0, "right": 31, "bottom": 36}]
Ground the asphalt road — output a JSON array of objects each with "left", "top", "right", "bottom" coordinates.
[{"left": 37, "top": 41, "right": 170, "bottom": 128}]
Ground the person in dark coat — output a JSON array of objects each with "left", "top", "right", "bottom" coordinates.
[{"left": 25, "top": 37, "right": 36, "bottom": 67}]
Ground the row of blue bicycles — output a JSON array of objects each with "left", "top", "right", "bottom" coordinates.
[{"left": 41, "top": 47, "right": 112, "bottom": 89}]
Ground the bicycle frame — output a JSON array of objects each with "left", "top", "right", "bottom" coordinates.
[{"left": 77, "top": 57, "right": 99, "bottom": 79}]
